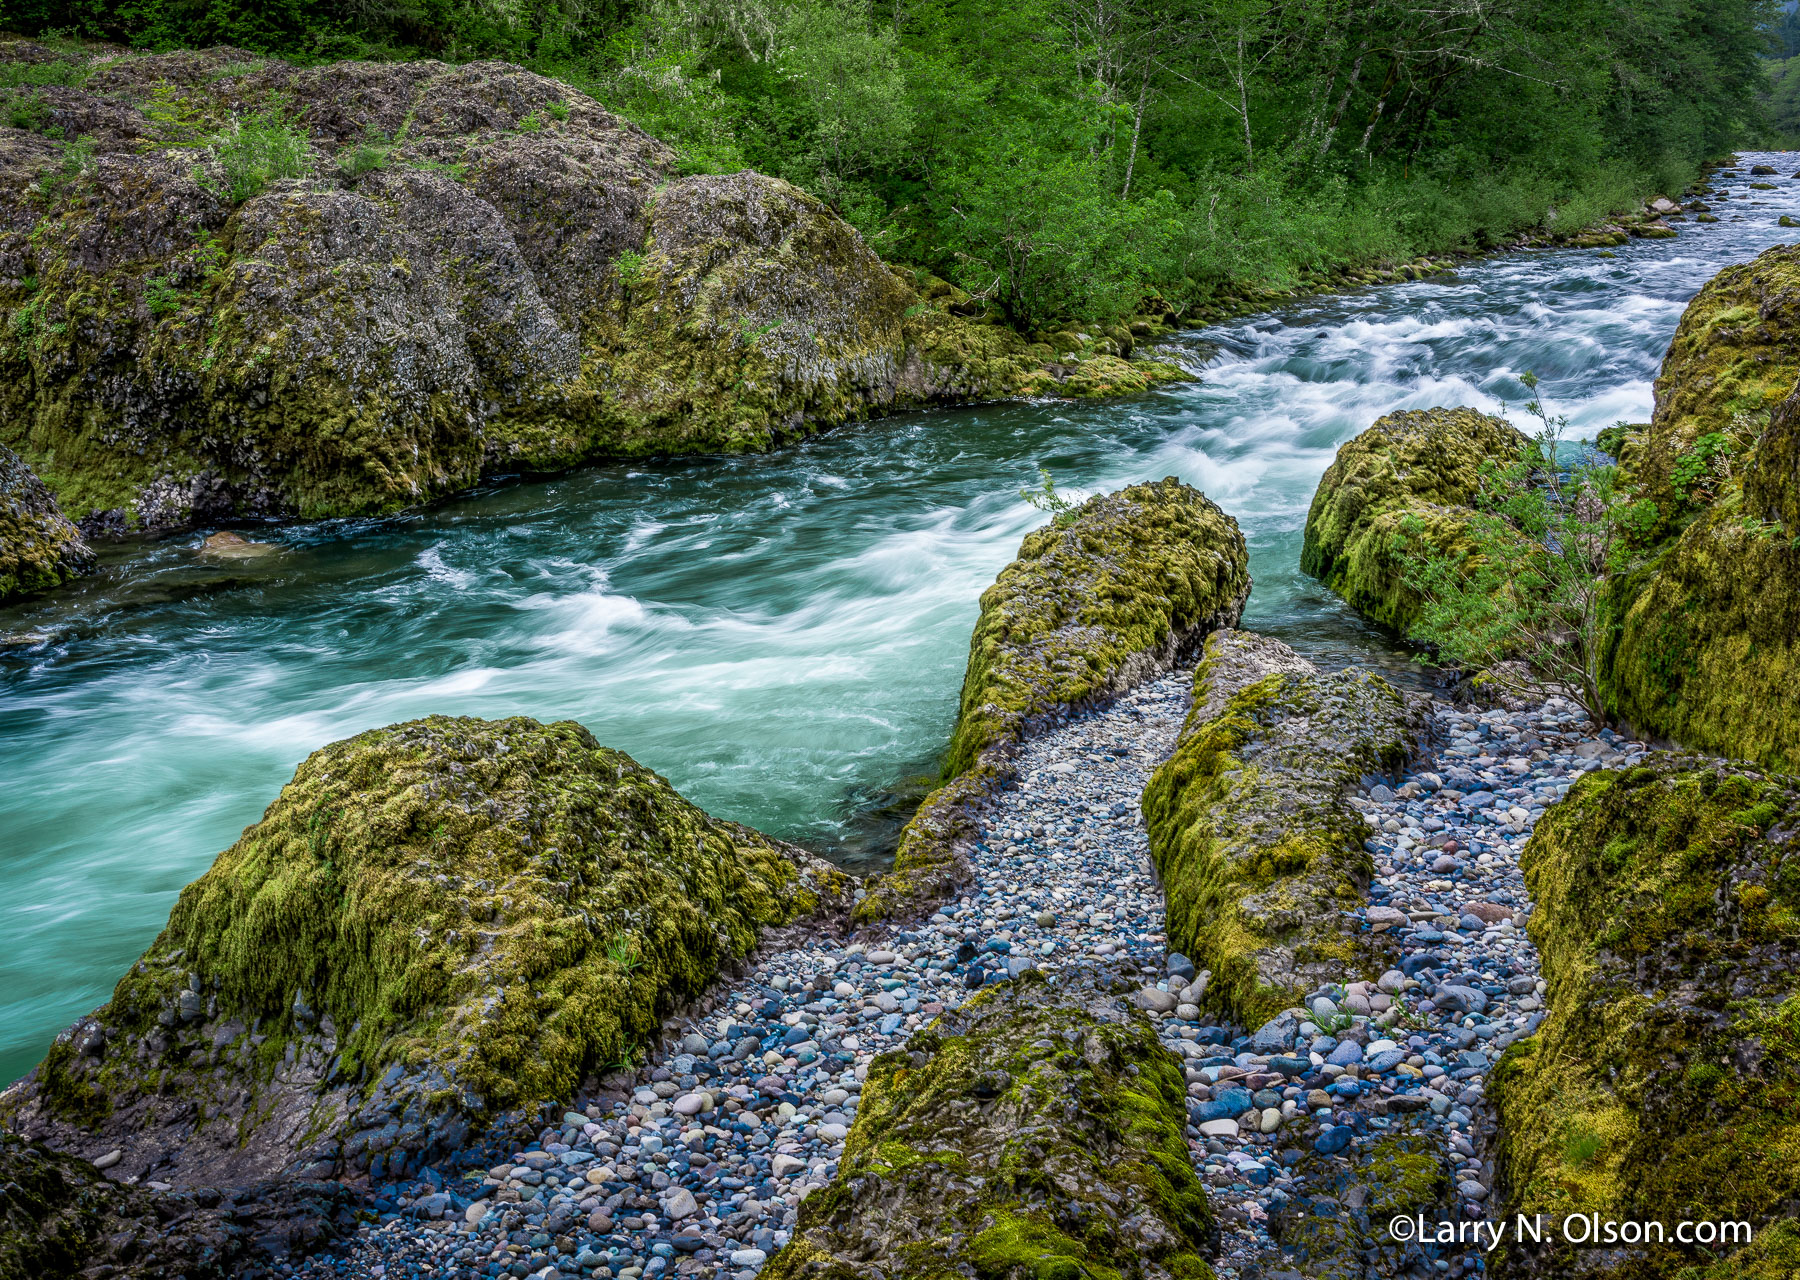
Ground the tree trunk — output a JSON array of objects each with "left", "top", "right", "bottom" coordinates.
[{"left": 1122, "top": 63, "right": 1150, "bottom": 198}]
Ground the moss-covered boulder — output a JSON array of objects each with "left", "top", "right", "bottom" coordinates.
[
  {"left": 1141, "top": 630, "right": 1427, "bottom": 1026},
  {"left": 0, "top": 42, "right": 1190, "bottom": 533},
  {"left": 1600, "top": 319, "right": 1800, "bottom": 771},
  {"left": 1632, "top": 241, "right": 1800, "bottom": 541},
  {"left": 0, "top": 441, "right": 91, "bottom": 602},
  {"left": 0, "top": 715, "right": 851, "bottom": 1188},
  {"left": 1300, "top": 407, "right": 1527, "bottom": 636},
  {"left": 1266, "top": 1133, "right": 1456, "bottom": 1278},
  {"left": 763, "top": 971, "right": 1216, "bottom": 1280},
  {"left": 1489, "top": 757, "right": 1800, "bottom": 1278},
  {"left": 856, "top": 478, "right": 1249, "bottom": 924},
  {"left": 0, "top": 1129, "right": 356, "bottom": 1279}
]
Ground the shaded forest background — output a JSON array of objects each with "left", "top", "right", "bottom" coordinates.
[{"left": 0, "top": 0, "right": 1783, "bottom": 327}]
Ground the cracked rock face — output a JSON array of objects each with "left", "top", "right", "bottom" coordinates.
[
  {"left": 763, "top": 970, "right": 1217, "bottom": 1280},
  {"left": 1142, "top": 630, "right": 1430, "bottom": 1026},
  {"left": 0, "top": 715, "right": 851, "bottom": 1190}
]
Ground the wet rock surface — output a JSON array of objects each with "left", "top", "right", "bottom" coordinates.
[
  {"left": 1299, "top": 407, "right": 1526, "bottom": 637},
  {"left": 1, "top": 715, "right": 851, "bottom": 1190},
  {"left": 0, "top": 441, "right": 92, "bottom": 602}
]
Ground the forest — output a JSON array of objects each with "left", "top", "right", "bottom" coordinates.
[{"left": 1, "top": 0, "right": 1780, "bottom": 328}]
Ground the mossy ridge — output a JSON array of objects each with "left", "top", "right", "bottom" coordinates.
[
  {"left": 1489, "top": 756, "right": 1800, "bottom": 1279},
  {"left": 0, "top": 41, "right": 1194, "bottom": 535},
  {"left": 1300, "top": 406, "right": 1528, "bottom": 636},
  {"left": 4, "top": 714, "right": 850, "bottom": 1184},
  {"left": 855, "top": 479, "right": 1249, "bottom": 925},
  {"left": 762, "top": 971, "right": 1216, "bottom": 1280},
  {"left": 1142, "top": 630, "right": 1426, "bottom": 1027}
]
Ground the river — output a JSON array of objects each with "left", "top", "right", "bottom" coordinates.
[{"left": 2, "top": 154, "right": 1795, "bottom": 1084}]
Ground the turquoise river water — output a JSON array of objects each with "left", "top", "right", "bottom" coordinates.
[{"left": 4, "top": 154, "right": 1798, "bottom": 1085}]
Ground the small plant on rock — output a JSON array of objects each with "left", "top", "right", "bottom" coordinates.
[
  {"left": 337, "top": 130, "right": 392, "bottom": 181},
  {"left": 607, "top": 931, "right": 645, "bottom": 974},
  {"left": 201, "top": 104, "right": 311, "bottom": 204},
  {"left": 1021, "top": 468, "right": 1083, "bottom": 528},
  {"left": 1392, "top": 372, "right": 1649, "bottom": 727}
]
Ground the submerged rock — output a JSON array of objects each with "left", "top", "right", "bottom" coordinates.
[
  {"left": 1141, "top": 630, "right": 1428, "bottom": 1025},
  {"left": 0, "top": 43, "right": 1189, "bottom": 533},
  {"left": 1300, "top": 407, "right": 1526, "bottom": 636},
  {"left": 856, "top": 477, "right": 1249, "bottom": 923},
  {"left": 762, "top": 971, "right": 1216, "bottom": 1279},
  {"left": 0, "top": 1130, "right": 355, "bottom": 1277},
  {"left": 1267, "top": 1133, "right": 1456, "bottom": 1278},
  {"left": 197, "top": 530, "right": 279, "bottom": 558},
  {"left": 1490, "top": 757, "right": 1800, "bottom": 1278},
  {"left": 0, "top": 442, "right": 92, "bottom": 602},
  {"left": 0, "top": 715, "right": 851, "bottom": 1188}
]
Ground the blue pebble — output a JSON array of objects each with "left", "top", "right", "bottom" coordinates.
[
  {"left": 1313, "top": 1125, "right": 1353, "bottom": 1155},
  {"left": 1327, "top": 1040, "right": 1363, "bottom": 1066}
]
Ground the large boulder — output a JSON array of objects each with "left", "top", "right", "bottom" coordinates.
[
  {"left": 1490, "top": 757, "right": 1800, "bottom": 1278},
  {"left": 0, "top": 42, "right": 1188, "bottom": 533},
  {"left": 0, "top": 441, "right": 91, "bottom": 602},
  {"left": 1301, "top": 407, "right": 1527, "bottom": 636},
  {"left": 1141, "top": 630, "right": 1427, "bottom": 1026},
  {"left": 0, "top": 1130, "right": 356, "bottom": 1278},
  {"left": 0, "top": 715, "right": 851, "bottom": 1188},
  {"left": 855, "top": 477, "right": 1249, "bottom": 923},
  {"left": 1600, "top": 274, "right": 1800, "bottom": 770},
  {"left": 762, "top": 971, "right": 1216, "bottom": 1280}
]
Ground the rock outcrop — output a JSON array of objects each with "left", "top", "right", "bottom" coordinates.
[
  {"left": 1595, "top": 247, "right": 1800, "bottom": 771},
  {"left": 1490, "top": 757, "right": 1800, "bottom": 1278},
  {"left": 855, "top": 477, "right": 1249, "bottom": 923},
  {"left": 0, "top": 441, "right": 92, "bottom": 602},
  {"left": 0, "top": 41, "right": 1189, "bottom": 533},
  {"left": 1141, "top": 630, "right": 1428, "bottom": 1026},
  {"left": 1301, "top": 407, "right": 1527, "bottom": 637},
  {"left": 762, "top": 970, "right": 1216, "bottom": 1280},
  {"left": 0, "top": 1130, "right": 356, "bottom": 1278},
  {"left": 1, "top": 715, "right": 851, "bottom": 1189}
]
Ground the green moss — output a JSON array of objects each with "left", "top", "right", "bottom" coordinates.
[
  {"left": 0, "top": 441, "right": 92, "bottom": 600},
  {"left": 45, "top": 715, "right": 847, "bottom": 1127},
  {"left": 1269, "top": 1133, "right": 1455, "bottom": 1276},
  {"left": 1490, "top": 758, "right": 1800, "bottom": 1279},
  {"left": 1141, "top": 630, "right": 1420, "bottom": 1026},
  {"left": 764, "top": 973, "right": 1215, "bottom": 1280},
  {"left": 855, "top": 478, "right": 1249, "bottom": 925},
  {"left": 1300, "top": 406, "right": 1527, "bottom": 635}
]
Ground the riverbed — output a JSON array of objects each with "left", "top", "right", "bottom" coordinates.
[{"left": 3, "top": 153, "right": 1795, "bottom": 1084}]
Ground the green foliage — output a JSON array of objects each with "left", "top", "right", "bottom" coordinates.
[
  {"left": 336, "top": 130, "right": 391, "bottom": 179},
  {"left": 1019, "top": 468, "right": 1080, "bottom": 528},
  {"left": 143, "top": 273, "right": 183, "bottom": 316},
  {"left": 38, "top": 134, "right": 94, "bottom": 198},
  {"left": 0, "top": 57, "right": 88, "bottom": 88},
  {"left": 4, "top": 90, "right": 51, "bottom": 131},
  {"left": 201, "top": 105, "right": 311, "bottom": 204},
  {"left": 613, "top": 247, "right": 645, "bottom": 286},
  {"left": 1393, "top": 374, "right": 1646, "bottom": 725}
]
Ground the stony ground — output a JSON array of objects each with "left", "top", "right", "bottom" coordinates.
[{"left": 292, "top": 666, "right": 1647, "bottom": 1280}]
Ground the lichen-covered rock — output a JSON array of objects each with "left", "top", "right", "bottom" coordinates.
[
  {"left": 1300, "top": 407, "right": 1527, "bottom": 636},
  {"left": 0, "top": 441, "right": 91, "bottom": 601},
  {"left": 1141, "top": 631, "right": 1428, "bottom": 1026},
  {"left": 1633, "top": 241, "right": 1800, "bottom": 540},
  {"left": 0, "top": 1130, "right": 355, "bottom": 1279},
  {"left": 1489, "top": 757, "right": 1800, "bottom": 1278},
  {"left": 0, "top": 42, "right": 1191, "bottom": 533},
  {"left": 1601, "top": 352, "right": 1800, "bottom": 772},
  {"left": 762, "top": 971, "right": 1216, "bottom": 1280},
  {"left": 855, "top": 478, "right": 1249, "bottom": 924},
  {"left": 0, "top": 715, "right": 851, "bottom": 1188},
  {"left": 1266, "top": 1133, "right": 1456, "bottom": 1278}
]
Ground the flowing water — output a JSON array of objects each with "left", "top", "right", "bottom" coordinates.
[{"left": 4, "top": 155, "right": 1796, "bottom": 1084}]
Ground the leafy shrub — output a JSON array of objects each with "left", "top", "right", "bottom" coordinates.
[
  {"left": 337, "top": 130, "right": 392, "bottom": 180},
  {"left": 4, "top": 90, "right": 51, "bottom": 132},
  {"left": 203, "top": 106, "right": 311, "bottom": 203}
]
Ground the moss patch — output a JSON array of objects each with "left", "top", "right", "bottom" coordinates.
[
  {"left": 1300, "top": 406, "right": 1527, "bottom": 636},
  {"left": 0, "top": 440, "right": 91, "bottom": 600},
  {"left": 1141, "top": 630, "right": 1424, "bottom": 1026},
  {"left": 763, "top": 971, "right": 1215, "bottom": 1280},
  {"left": 856, "top": 478, "right": 1249, "bottom": 925},
  {"left": 1490, "top": 757, "right": 1800, "bottom": 1279}
]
